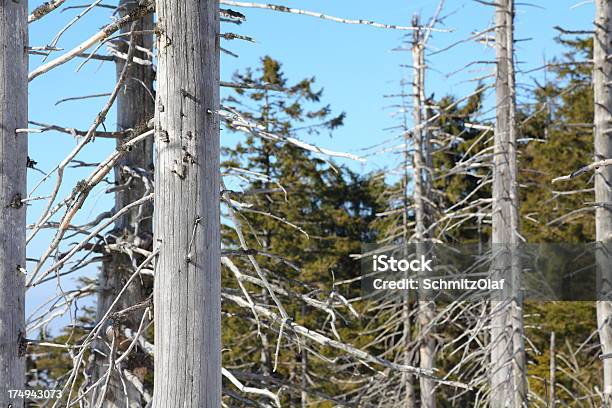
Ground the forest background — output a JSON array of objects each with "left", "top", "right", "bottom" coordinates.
[
  {"left": 27, "top": 0, "right": 594, "bottom": 319},
  {"left": 21, "top": 0, "right": 608, "bottom": 406}
]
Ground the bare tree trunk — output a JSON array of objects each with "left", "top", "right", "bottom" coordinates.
[
  {"left": 490, "top": 1, "right": 526, "bottom": 407},
  {"left": 411, "top": 16, "right": 436, "bottom": 408},
  {"left": 400, "top": 300, "right": 416, "bottom": 408},
  {"left": 0, "top": 0, "right": 28, "bottom": 405},
  {"left": 548, "top": 332, "right": 555, "bottom": 408},
  {"left": 89, "top": 1, "right": 155, "bottom": 406},
  {"left": 400, "top": 68, "right": 417, "bottom": 408},
  {"left": 152, "top": 0, "right": 221, "bottom": 406},
  {"left": 411, "top": 24, "right": 426, "bottom": 246},
  {"left": 594, "top": 1, "right": 612, "bottom": 405}
]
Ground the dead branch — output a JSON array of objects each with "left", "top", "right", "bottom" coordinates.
[{"left": 219, "top": 1, "right": 446, "bottom": 31}]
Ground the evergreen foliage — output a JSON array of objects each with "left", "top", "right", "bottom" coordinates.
[
  {"left": 30, "top": 42, "right": 604, "bottom": 406},
  {"left": 221, "top": 56, "right": 385, "bottom": 405}
]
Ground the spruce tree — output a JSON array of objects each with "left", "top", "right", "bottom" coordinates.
[{"left": 221, "top": 56, "right": 384, "bottom": 405}]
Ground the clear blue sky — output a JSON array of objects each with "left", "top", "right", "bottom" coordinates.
[{"left": 25, "top": 0, "right": 594, "bottom": 331}]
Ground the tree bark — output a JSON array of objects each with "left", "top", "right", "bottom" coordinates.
[
  {"left": 490, "top": 1, "right": 526, "bottom": 407},
  {"left": 89, "top": 1, "right": 155, "bottom": 406},
  {"left": 411, "top": 16, "right": 436, "bottom": 408},
  {"left": 594, "top": 1, "right": 612, "bottom": 405},
  {"left": 152, "top": 0, "right": 221, "bottom": 406},
  {"left": 400, "top": 58, "right": 417, "bottom": 408},
  {"left": 0, "top": 0, "right": 28, "bottom": 406},
  {"left": 548, "top": 332, "right": 555, "bottom": 408}
]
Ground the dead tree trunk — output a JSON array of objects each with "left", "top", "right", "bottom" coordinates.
[
  {"left": 594, "top": 1, "right": 612, "bottom": 405},
  {"left": 490, "top": 1, "right": 526, "bottom": 407},
  {"left": 0, "top": 1, "right": 28, "bottom": 405},
  {"left": 411, "top": 15, "right": 436, "bottom": 408},
  {"left": 400, "top": 67, "right": 417, "bottom": 408},
  {"left": 401, "top": 126, "right": 416, "bottom": 408},
  {"left": 152, "top": 0, "right": 221, "bottom": 406},
  {"left": 411, "top": 22, "right": 426, "bottom": 245},
  {"left": 89, "top": 1, "right": 155, "bottom": 406},
  {"left": 548, "top": 332, "right": 555, "bottom": 408}
]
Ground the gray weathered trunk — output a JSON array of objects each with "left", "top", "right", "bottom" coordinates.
[
  {"left": 400, "top": 70, "right": 417, "bottom": 408},
  {"left": 548, "top": 332, "right": 556, "bottom": 408},
  {"left": 411, "top": 17, "right": 436, "bottom": 408},
  {"left": 490, "top": 1, "right": 526, "bottom": 407},
  {"left": 411, "top": 28, "right": 426, "bottom": 246},
  {"left": 89, "top": 1, "right": 155, "bottom": 406},
  {"left": 152, "top": 0, "right": 221, "bottom": 406},
  {"left": 0, "top": 1, "right": 28, "bottom": 405},
  {"left": 594, "top": 1, "right": 612, "bottom": 405},
  {"left": 400, "top": 303, "right": 416, "bottom": 408}
]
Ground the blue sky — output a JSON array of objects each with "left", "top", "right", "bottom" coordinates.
[
  {"left": 25, "top": 0, "right": 594, "bottom": 331},
  {"left": 219, "top": 0, "right": 593, "bottom": 170}
]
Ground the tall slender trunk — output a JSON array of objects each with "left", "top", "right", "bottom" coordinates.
[
  {"left": 152, "top": 0, "right": 221, "bottom": 406},
  {"left": 594, "top": 1, "right": 612, "bottom": 405},
  {"left": 401, "top": 119, "right": 416, "bottom": 408},
  {"left": 89, "top": 1, "right": 155, "bottom": 406},
  {"left": 411, "top": 23, "right": 426, "bottom": 246},
  {"left": 260, "top": 101, "right": 274, "bottom": 377},
  {"left": 411, "top": 16, "right": 436, "bottom": 408},
  {"left": 400, "top": 71, "right": 417, "bottom": 408},
  {"left": 490, "top": 1, "right": 526, "bottom": 407},
  {"left": 548, "top": 332, "right": 556, "bottom": 408},
  {"left": 0, "top": 1, "right": 28, "bottom": 405}
]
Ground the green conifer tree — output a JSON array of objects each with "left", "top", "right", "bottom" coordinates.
[
  {"left": 519, "top": 37, "right": 598, "bottom": 405},
  {"left": 221, "top": 56, "right": 385, "bottom": 406}
]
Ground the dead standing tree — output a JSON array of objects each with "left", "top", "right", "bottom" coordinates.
[
  {"left": 594, "top": 0, "right": 612, "bottom": 405},
  {"left": 411, "top": 15, "right": 437, "bottom": 408},
  {"left": 490, "top": 0, "right": 526, "bottom": 406},
  {"left": 88, "top": 0, "right": 155, "bottom": 406},
  {"left": 0, "top": 0, "right": 28, "bottom": 404},
  {"left": 352, "top": 6, "right": 463, "bottom": 405},
  {"left": 152, "top": 0, "right": 221, "bottom": 406}
]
